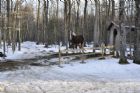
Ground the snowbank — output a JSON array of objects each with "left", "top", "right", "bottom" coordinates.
[{"left": 0, "top": 80, "right": 140, "bottom": 93}]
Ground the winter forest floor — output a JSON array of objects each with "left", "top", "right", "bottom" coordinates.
[{"left": 0, "top": 41, "right": 140, "bottom": 93}]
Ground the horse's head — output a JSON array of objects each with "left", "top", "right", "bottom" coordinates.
[
  {"left": 72, "top": 31, "right": 76, "bottom": 36},
  {"left": 70, "top": 31, "right": 76, "bottom": 37},
  {"left": 69, "top": 31, "right": 84, "bottom": 49},
  {"left": 69, "top": 31, "right": 76, "bottom": 41}
]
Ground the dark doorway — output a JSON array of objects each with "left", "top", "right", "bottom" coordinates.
[{"left": 113, "top": 29, "right": 118, "bottom": 45}]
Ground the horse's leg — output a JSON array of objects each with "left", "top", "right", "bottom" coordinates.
[
  {"left": 73, "top": 44, "right": 76, "bottom": 53},
  {"left": 72, "top": 44, "right": 75, "bottom": 53},
  {"left": 78, "top": 43, "right": 81, "bottom": 53},
  {"left": 75, "top": 44, "right": 78, "bottom": 53},
  {"left": 81, "top": 43, "right": 84, "bottom": 53}
]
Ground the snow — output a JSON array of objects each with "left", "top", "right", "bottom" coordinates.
[
  {"left": 0, "top": 80, "right": 140, "bottom": 93},
  {"left": 55, "top": 58, "right": 140, "bottom": 81},
  {"left": 0, "top": 41, "right": 140, "bottom": 93},
  {"left": 0, "top": 58, "right": 140, "bottom": 92},
  {"left": 4, "top": 41, "right": 65, "bottom": 60},
  {"left": 1, "top": 41, "right": 100, "bottom": 60}
]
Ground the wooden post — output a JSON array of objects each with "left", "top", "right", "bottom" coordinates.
[
  {"left": 98, "top": 42, "right": 105, "bottom": 60},
  {"left": 58, "top": 43, "right": 63, "bottom": 68},
  {"left": 80, "top": 54, "right": 86, "bottom": 63},
  {"left": 101, "top": 43, "right": 105, "bottom": 57},
  {"left": 80, "top": 44, "right": 86, "bottom": 63}
]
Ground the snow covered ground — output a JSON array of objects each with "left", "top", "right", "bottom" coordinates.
[
  {"left": 0, "top": 58, "right": 140, "bottom": 93},
  {"left": 4, "top": 41, "right": 64, "bottom": 60},
  {"left": 0, "top": 41, "right": 140, "bottom": 93},
  {"left": 0, "top": 41, "right": 109, "bottom": 60}
]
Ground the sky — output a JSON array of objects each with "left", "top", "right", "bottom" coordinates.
[{"left": 24, "top": 0, "right": 120, "bottom": 17}]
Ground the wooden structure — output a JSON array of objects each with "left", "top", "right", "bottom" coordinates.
[{"left": 107, "top": 21, "right": 135, "bottom": 52}]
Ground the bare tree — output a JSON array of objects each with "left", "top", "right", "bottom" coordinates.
[
  {"left": 133, "top": 0, "right": 140, "bottom": 64},
  {"left": 68, "top": 0, "right": 72, "bottom": 47},
  {"left": 10, "top": 0, "right": 13, "bottom": 11},
  {"left": 0, "top": 0, "right": 1, "bottom": 14},
  {"left": 6, "top": 0, "right": 11, "bottom": 45},
  {"left": 83, "top": 0, "right": 88, "bottom": 42},
  {"left": 17, "top": 0, "right": 21, "bottom": 51},
  {"left": 111, "top": 0, "right": 115, "bottom": 20},
  {"left": 36, "top": 0, "right": 40, "bottom": 44},
  {"left": 93, "top": 0, "right": 100, "bottom": 47},
  {"left": 75, "top": 0, "right": 80, "bottom": 33},
  {"left": 2, "top": 14, "right": 6, "bottom": 54},
  {"left": 56, "top": 0, "right": 59, "bottom": 42},
  {"left": 64, "top": 0, "right": 68, "bottom": 50},
  {"left": 111, "top": 0, "right": 117, "bottom": 56},
  {"left": 43, "top": 0, "right": 49, "bottom": 46},
  {"left": 118, "top": 0, "right": 128, "bottom": 64},
  {"left": 0, "top": 0, "right": 1, "bottom": 47}
]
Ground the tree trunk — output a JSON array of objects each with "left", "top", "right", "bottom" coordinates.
[
  {"left": 111, "top": 0, "right": 115, "bottom": 20},
  {"left": 133, "top": 0, "right": 140, "bottom": 64},
  {"left": 75, "top": 0, "right": 80, "bottom": 33},
  {"left": 43, "top": 0, "right": 46, "bottom": 44},
  {"left": 11, "top": 0, "right": 13, "bottom": 11},
  {"left": 93, "top": 0, "right": 100, "bottom": 47},
  {"left": 127, "top": 0, "right": 133, "bottom": 58},
  {"left": 118, "top": 0, "right": 128, "bottom": 64},
  {"left": 0, "top": 0, "right": 1, "bottom": 14},
  {"left": 3, "top": 15, "right": 6, "bottom": 55},
  {"left": 43, "top": 0, "right": 49, "bottom": 45},
  {"left": 83, "top": 0, "right": 88, "bottom": 44},
  {"left": 56, "top": 0, "right": 59, "bottom": 44},
  {"left": 111, "top": 0, "right": 117, "bottom": 56},
  {"left": 68, "top": 0, "right": 72, "bottom": 47},
  {"left": 37, "top": 0, "right": 40, "bottom": 44},
  {"left": 7, "top": 0, "right": 11, "bottom": 45},
  {"left": 64, "top": 0, "right": 68, "bottom": 51},
  {"left": 18, "top": 19, "right": 21, "bottom": 51},
  {"left": 0, "top": 0, "right": 1, "bottom": 47},
  {"left": 11, "top": 13, "right": 16, "bottom": 52}
]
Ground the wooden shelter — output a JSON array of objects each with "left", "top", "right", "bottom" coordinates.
[{"left": 107, "top": 21, "right": 135, "bottom": 51}]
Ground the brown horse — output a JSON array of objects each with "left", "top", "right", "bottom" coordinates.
[{"left": 69, "top": 34, "right": 84, "bottom": 49}]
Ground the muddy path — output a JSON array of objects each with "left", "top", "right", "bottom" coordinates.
[{"left": 0, "top": 52, "right": 111, "bottom": 71}]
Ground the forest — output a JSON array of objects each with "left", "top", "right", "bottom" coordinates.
[
  {"left": 0, "top": 0, "right": 140, "bottom": 63},
  {"left": 0, "top": 0, "right": 140, "bottom": 93}
]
